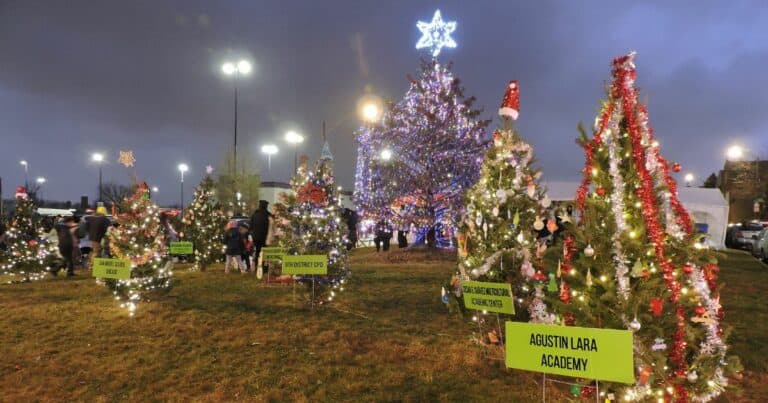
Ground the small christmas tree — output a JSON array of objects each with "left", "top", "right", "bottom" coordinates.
[
  {"left": 106, "top": 183, "right": 173, "bottom": 315},
  {"left": 1, "top": 186, "right": 55, "bottom": 282},
  {"left": 182, "top": 171, "right": 226, "bottom": 271},
  {"left": 273, "top": 148, "right": 349, "bottom": 305},
  {"left": 447, "top": 81, "right": 556, "bottom": 341},
  {"left": 557, "top": 52, "right": 739, "bottom": 401}
]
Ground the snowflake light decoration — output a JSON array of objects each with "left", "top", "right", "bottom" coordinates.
[
  {"left": 118, "top": 150, "right": 136, "bottom": 167},
  {"left": 416, "top": 10, "right": 457, "bottom": 58}
]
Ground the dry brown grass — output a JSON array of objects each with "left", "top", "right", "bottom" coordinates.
[{"left": 0, "top": 248, "right": 765, "bottom": 402}]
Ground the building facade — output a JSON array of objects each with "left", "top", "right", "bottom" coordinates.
[{"left": 719, "top": 160, "right": 768, "bottom": 223}]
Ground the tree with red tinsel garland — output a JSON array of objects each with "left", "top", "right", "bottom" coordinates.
[
  {"left": 553, "top": 52, "right": 740, "bottom": 402},
  {"left": 272, "top": 147, "right": 349, "bottom": 305}
]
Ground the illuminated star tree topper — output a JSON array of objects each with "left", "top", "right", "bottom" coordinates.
[{"left": 416, "top": 10, "right": 457, "bottom": 58}]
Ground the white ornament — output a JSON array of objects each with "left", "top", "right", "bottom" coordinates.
[
  {"left": 527, "top": 183, "right": 536, "bottom": 198},
  {"left": 206, "top": 165, "right": 214, "bottom": 175},
  {"left": 475, "top": 212, "right": 483, "bottom": 227},
  {"left": 584, "top": 244, "right": 595, "bottom": 257},
  {"left": 629, "top": 317, "right": 641, "bottom": 331},
  {"left": 541, "top": 195, "right": 551, "bottom": 208},
  {"left": 533, "top": 216, "right": 544, "bottom": 231},
  {"left": 415, "top": 10, "right": 457, "bottom": 57},
  {"left": 492, "top": 206, "right": 499, "bottom": 217},
  {"left": 495, "top": 189, "right": 507, "bottom": 200},
  {"left": 687, "top": 371, "right": 698, "bottom": 383}
]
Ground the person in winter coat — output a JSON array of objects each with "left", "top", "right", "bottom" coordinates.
[
  {"left": 222, "top": 220, "right": 246, "bottom": 273},
  {"left": 249, "top": 200, "right": 272, "bottom": 267},
  {"left": 52, "top": 216, "right": 78, "bottom": 276},
  {"left": 239, "top": 222, "right": 253, "bottom": 272},
  {"left": 374, "top": 219, "right": 392, "bottom": 252},
  {"left": 342, "top": 208, "right": 358, "bottom": 250},
  {"left": 85, "top": 206, "right": 110, "bottom": 264}
]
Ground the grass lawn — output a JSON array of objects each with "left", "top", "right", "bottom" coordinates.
[{"left": 1, "top": 248, "right": 766, "bottom": 402}]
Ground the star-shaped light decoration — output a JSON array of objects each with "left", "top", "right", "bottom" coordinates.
[
  {"left": 415, "top": 10, "right": 457, "bottom": 58},
  {"left": 118, "top": 150, "right": 136, "bottom": 167},
  {"left": 206, "top": 165, "right": 214, "bottom": 175}
]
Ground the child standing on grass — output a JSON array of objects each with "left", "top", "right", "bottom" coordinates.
[{"left": 222, "top": 220, "right": 246, "bottom": 273}]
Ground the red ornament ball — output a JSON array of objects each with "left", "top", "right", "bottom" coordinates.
[
  {"left": 595, "top": 187, "right": 606, "bottom": 197},
  {"left": 672, "top": 163, "right": 681, "bottom": 172},
  {"left": 694, "top": 306, "right": 706, "bottom": 316}
]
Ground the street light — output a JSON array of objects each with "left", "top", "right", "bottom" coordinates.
[
  {"left": 684, "top": 173, "right": 694, "bottom": 187},
  {"left": 19, "top": 160, "right": 28, "bottom": 188},
  {"left": 357, "top": 94, "right": 383, "bottom": 124},
  {"left": 261, "top": 144, "right": 278, "bottom": 171},
  {"left": 36, "top": 177, "right": 46, "bottom": 203},
  {"left": 284, "top": 130, "right": 305, "bottom": 173},
  {"left": 91, "top": 153, "right": 105, "bottom": 202},
  {"left": 221, "top": 59, "right": 253, "bottom": 180},
  {"left": 151, "top": 186, "right": 159, "bottom": 193},
  {"left": 380, "top": 148, "right": 393, "bottom": 161},
  {"left": 178, "top": 163, "right": 189, "bottom": 215},
  {"left": 726, "top": 145, "right": 744, "bottom": 160}
]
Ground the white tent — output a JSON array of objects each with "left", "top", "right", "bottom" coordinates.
[{"left": 542, "top": 181, "right": 729, "bottom": 249}]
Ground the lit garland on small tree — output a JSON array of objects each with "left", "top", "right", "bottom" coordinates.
[
  {"left": 353, "top": 60, "right": 489, "bottom": 246},
  {"left": 446, "top": 81, "right": 557, "bottom": 343},
  {"left": 0, "top": 186, "right": 55, "bottom": 282},
  {"left": 556, "top": 52, "right": 740, "bottom": 401},
  {"left": 181, "top": 170, "right": 226, "bottom": 271},
  {"left": 106, "top": 183, "right": 173, "bottom": 315},
  {"left": 273, "top": 150, "right": 349, "bottom": 305}
]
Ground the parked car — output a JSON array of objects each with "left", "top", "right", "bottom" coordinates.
[
  {"left": 735, "top": 222, "right": 766, "bottom": 250},
  {"left": 751, "top": 228, "right": 768, "bottom": 263}
]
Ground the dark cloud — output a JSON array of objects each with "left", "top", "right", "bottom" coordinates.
[{"left": 1, "top": 0, "right": 766, "bottom": 204}]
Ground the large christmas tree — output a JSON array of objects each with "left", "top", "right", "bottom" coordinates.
[
  {"left": 106, "top": 183, "right": 173, "bottom": 315},
  {"left": 557, "top": 52, "right": 739, "bottom": 401},
  {"left": 447, "top": 81, "right": 557, "bottom": 333},
  {"left": 273, "top": 148, "right": 349, "bottom": 305},
  {"left": 354, "top": 60, "right": 489, "bottom": 246},
  {"left": 181, "top": 171, "right": 226, "bottom": 271},
  {"left": 0, "top": 186, "right": 55, "bottom": 282}
]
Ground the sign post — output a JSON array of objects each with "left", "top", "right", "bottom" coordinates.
[
  {"left": 504, "top": 322, "right": 634, "bottom": 384},
  {"left": 92, "top": 258, "right": 132, "bottom": 280},
  {"left": 169, "top": 241, "right": 194, "bottom": 255},
  {"left": 462, "top": 281, "right": 515, "bottom": 314},
  {"left": 282, "top": 255, "right": 327, "bottom": 309}
]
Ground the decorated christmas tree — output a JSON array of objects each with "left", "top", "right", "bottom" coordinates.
[
  {"left": 0, "top": 186, "right": 55, "bottom": 282},
  {"left": 181, "top": 169, "right": 226, "bottom": 271},
  {"left": 446, "top": 81, "right": 557, "bottom": 342},
  {"left": 353, "top": 60, "right": 489, "bottom": 246},
  {"left": 106, "top": 183, "right": 173, "bottom": 315},
  {"left": 273, "top": 147, "right": 349, "bottom": 305},
  {"left": 557, "top": 52, "right": 739, "bottom": 401}
]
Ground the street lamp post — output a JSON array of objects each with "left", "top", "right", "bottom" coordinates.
[
  {"left": 178, "top": 164, "right": 189, "bottom": 215},
  {"left": 36, "top": 177, "right": 46, "bottom": 204},
  {"left": 221, "top": 59, "right": 252, "bottom": 180},
  {"left": 20, "top": 160, "right": 28, "bottom": 188},
  {"left": 684, "top": 173, "right": 694, "bottom": 187},
  {"left": 284, "top": 131, "right": 305, "bottom": 173},
  {"left": 92, "top": 153, "right": 104, "bottom": 202},
  {"left": 260, "top": 144, "right": 278, "bottom": 172}
]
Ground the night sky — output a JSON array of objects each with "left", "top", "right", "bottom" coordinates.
[{"left": 1, "top": 1, "right": 767, "bottom": 206}]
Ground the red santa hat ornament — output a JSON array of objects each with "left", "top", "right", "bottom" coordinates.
[
  {"left": 499, "top": 80, "right": 520, "bottom": 120},
  {"left": 15, "top": 186, "right": 28, "bottom": 199}
]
